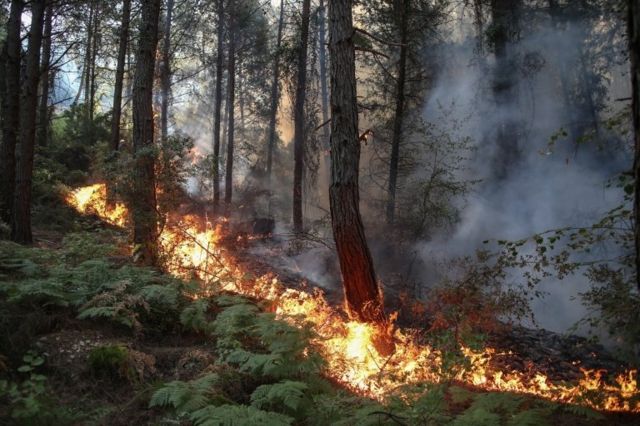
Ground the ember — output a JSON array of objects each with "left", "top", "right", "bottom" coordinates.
[{"left": 66, "top": 183, "right": 640, "bottom": 413}]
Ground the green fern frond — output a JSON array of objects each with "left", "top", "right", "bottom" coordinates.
[
  {"left": 149, "top": 374, "right": 220, "bottom": 413},
  {"left": 250, "top": 380, "right": 309, "bottom": 413},
  {"left": 190, "top": 404, "right": 294, "bottom": 426}
]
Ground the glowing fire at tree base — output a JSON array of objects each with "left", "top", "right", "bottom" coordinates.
[{"left": 65, "top": 183, "right": 640, "bottom": 413}]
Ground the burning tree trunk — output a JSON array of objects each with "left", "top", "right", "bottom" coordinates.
[
  {"left": 160, "top": 0, "right": 174, "bottom": 143},
  {"left": 131, "top": 0, "right": 161, "bottom": 265},
  {"left": 266, "top": 0, "right": 284, "bottom": 185},
  {"left": 13, "top": 0, "right": 47, "bottom": 244},
  {"left": 110, "top": 0, "right": 132, "bottom": 153},
  {"left": 328, "top": 0, "right": 385, "bottom": 323},
  {"left": 0, "top": 0, "right": 24, "bottom": 225},
  {"left": 386, "top": 0, "right": 409, "bottom": 225},
  {"left": 630, "top": 0, "right": 640, "bottom": 291},
  {"left": 212, "top": 0, "right": 225, "bottom": 211},
  {"left": 293, "top": 0, "right": 312, "bottom": 234},
  {"left": 225, "top": 13, "right": 237, "bottom": 206},
  {"left": 37, "top": 4, "right": 53, "bottom": 148}
]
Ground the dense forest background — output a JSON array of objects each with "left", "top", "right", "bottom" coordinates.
[{"left": 1, "top": 0, "right": 640, "bottom": 424}]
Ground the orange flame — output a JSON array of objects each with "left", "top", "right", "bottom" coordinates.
[{"left": 66, "top": 184, "right": 640, "bottom": 412}]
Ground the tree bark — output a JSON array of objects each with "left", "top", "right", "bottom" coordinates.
[
  {"left": 318, "top": 0, "right": 329, "bottom": 148},
  {"left": 110, "top": 0, "right": 132, "bottom": 153},
  {"left": 0, "top": 0, "right": 24, "bottom": 224},
  {"left": 293, "top": 0, "right": 312, "bottom": 233},
  {"left": 630, "top": 0, "right": 640, "bottom": 291},
  {"left": 37, "top": 3, "right": 54, "bottom": 148},
  {"left": 88, "top": 8, "right": 100, "bottom": 124},
  {"left": 386, "top": 0, "right": 409, "bottom": 225},
  {"left": 490, "top": 0, "right": 520, "bottom": 180},
  {"left": 212, "top": 0, "right": 225, "bottom": 211},
  {"left": 266, "top": 0, "right": 285, "bottom": 184},
  {"left": 131, "top": 0, "right": 162, "bottom": 266},
  {"left": 160, "top": 0, "right": 174, "bottom": 143},
  {"left": 328, "top": 0, "right": 385, "bottom": 323},
  {"left": 224, "top": 14, "right": 236, "bottom": 206},
  {"left": 12, "top": 0, "right": 47, "bottom": 244}
]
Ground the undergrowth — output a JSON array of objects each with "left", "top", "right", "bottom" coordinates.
[{"left": 0, "top": 232, "right": 626, "bottom": 425}]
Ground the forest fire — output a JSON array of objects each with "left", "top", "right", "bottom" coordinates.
[{"left": 66, "top": 183, "right": 640, "bottom": 413}]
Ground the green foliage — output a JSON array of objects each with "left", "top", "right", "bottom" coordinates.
[
  {"left": 0, "top": 351, "right": 76, "bottom": 424},
  {"left": 88, "top": 345, "right": 131, "bottom": 380},
  {"left": 150, "top": 374, "right": 221, "bottom": 414},
  {"left": 190, "top": 404, "right": 294, "bottom": 426},
  {"left": 250, "top": 380, "right": 310, "bottom": 417}
]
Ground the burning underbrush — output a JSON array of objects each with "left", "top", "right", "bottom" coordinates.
[{"left": 65, "top": 183, "right": 640, "bottom": 413}]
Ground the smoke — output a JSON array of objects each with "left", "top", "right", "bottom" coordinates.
[{"left": 411, "top": 5, "right": 631, "bottom": 333}]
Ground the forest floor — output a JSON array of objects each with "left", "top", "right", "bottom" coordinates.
[{"left": 1, "top": 203, "right": 639, "bottom": 425}]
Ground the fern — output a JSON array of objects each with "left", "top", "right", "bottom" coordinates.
[
  {"left": 149, "top": 374, "right": 220, "bottom": 414},
  {"left": 507, "top": 408, "right": 552, "bottom": 426},
  {"left": 190, "top": 404, "right": 294, "bottom": 426},
  {"left": 181, "top": 299, "right": 211, "bottom": 332},
  {"left": 250, "top": 380, "right": 309, "bottom": 416},
  {"left": 451, "top": 407, "right": 501, "bottom": 426}
]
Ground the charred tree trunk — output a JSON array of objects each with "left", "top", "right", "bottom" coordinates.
[
  {"left": 386, "top": 0, "right": 409, "bottom": 225},
  {"left": 37, "top": 4, "right": 53, "bottom": 148},
  {"left": 293, "top": 0, "right": 311, "bottom": 233},
  {"left": 630, "top": 0, "right": 640, "bottom": 291},
  {"left": 12, "top": 0, "right": 46, "bottom": 244},
  {"left": 131, "top": 0, "right": 161, "bottom": 266},
  {"left": 212, "top": 0, "right": 225, "bottom": 211},
  {"left": 328, "top": 0, "right": 385, "bottom": 323},
  {"left": 266, "top": 0, "right": 285, "bottom": 183},
  {"left": 160, "top": 0, "right": 174, "bottom": 143},
  {"left": 0, "top": 0, "right": 24, "bottom": 224},
  {"left": 110, "top": 0, "right": 132, "bottom": 153},
  {"left": 224, "top": 15, "right": 236, "bottom": 206}
]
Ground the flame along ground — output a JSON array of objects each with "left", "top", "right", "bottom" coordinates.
[{"left": 66, "top": 183, "right": 640, "bottom": 412}]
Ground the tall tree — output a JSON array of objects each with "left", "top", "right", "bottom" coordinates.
[
  {"left": 630, "top": 0, "right": 640, "bottom": 291},
  {"left": 160, "top": 0, "right": 175, "bottom": 143},
  {"left": 318, "top": 0, "right": 329, "bottom": 147},
  {"left": 266, "top": 0, "right": 285, "bottom": 183},
  {"left": 212, "top": 0, "right": 225, "bottom": 211},
  {"left": 131, "top": 0, "right": 162, "bottom": 265},
  {"left": 489, "top": 0, "right": 521, "bottom": 180},
  {"left": 13, "top": 0, "right": 47, "bottom": 244},
  {"left": 328, "top": 0, "right": 385, "bottom": 323},
  {"left": 37, "top": 3, "right": 54, "bottom": 148},
  {"left": 293, "top": 0, "right": 312, "bottom": 233},
  {"left": 224, "top": 11, "right": 237, "bottom": 206},
  {"left": 385, "top": 0, "right": 409, "bottom": 224},
  {"left": 0, "top": 0, "right": 24, "bottom": 224},
  {"left": 110, "top": 0, "right": 132, "bottom": 153}
]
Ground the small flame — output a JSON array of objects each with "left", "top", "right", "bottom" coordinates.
[{"left": 66, "top": 184, "right": 640, "bottom": 413}]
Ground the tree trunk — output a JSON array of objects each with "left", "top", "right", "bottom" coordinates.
[
  {"left": 490, "top": 0, "right": 520, "bottom": 180},
  {"left": 131, "top": 0, "right": 161, "bottom": 266},
  {"left": 110, "top": 0, "right": 132, "bottom": 153},
  {"left": 630, "top": 0, "right": 640, "bottom": 291},
  {"left": 318, "top": 0, "right": 329, "bottom": 148},
  {"left": 37, "top": 4, "right": 53, "bottom": 148},
  {"left": 81, "top": 2, "right": 94, "bottom": 110},
  {"left": 12, "top": 0, "right": 46, "bottom": 244},
  {"left": 224, "top": 15, "right": 236, "bottom": 206},
  {"left": 212, "top": 0, "right": 224, "bottom": 211},
  {"left": 0, "top": 0, "right": 24, "bottom": 224},
  {"left": 328, "top": 0, "right": 385, "bottom": 323},
  {"left": 386, "top": 0, "right": 409, "bottom": 225},
  {"left": 293, "top": 0, "right": 311, "bottom": 233},
  {"left": 160, "top": 0, "right": 174, "bottom": 143},
  {"left": 88, "top": 9, "right": 100, "bottom": 124},
  {"left": 266, "top": 0, "right": 285, "bottom": 183}
]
